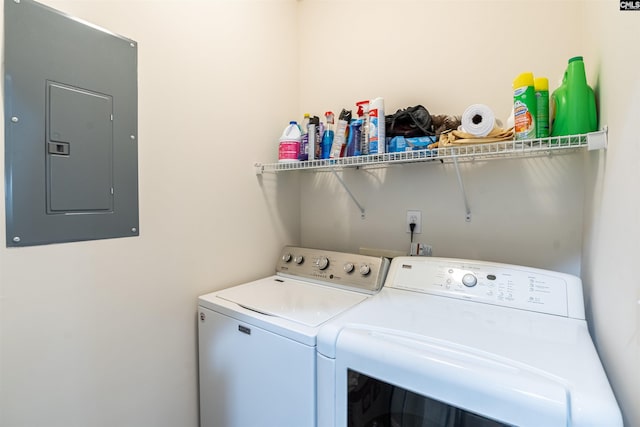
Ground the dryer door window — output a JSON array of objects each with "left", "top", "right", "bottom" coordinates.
[{"left": 347, "top": 370, "right": 513, "bottom": 427}]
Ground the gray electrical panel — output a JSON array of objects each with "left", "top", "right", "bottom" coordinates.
[{"left": 4, "top": 0, "right": 139, "bottom": 246}]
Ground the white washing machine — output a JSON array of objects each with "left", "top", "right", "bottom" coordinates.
[
  {"left": 198, "top": 246, "right": 390, "bottom": 427},
  {"left": 317, "top": 256, "right": 622, "bottom": 427}
]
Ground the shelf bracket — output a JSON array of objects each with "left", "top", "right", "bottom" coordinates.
[
  {"left": 331, "top": 168, "right": 366, "bottom": 219},
  {"left": 254, "top": 162, "right": 264, "bottom": 175},
  {"left": 587, "top": 126, "right": 608, "bottom": 150},
  {"left": 453, "top": 157, "right": 472, "bottom": 222}
]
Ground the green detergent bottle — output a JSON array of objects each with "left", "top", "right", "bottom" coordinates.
[{"left": 551, "top": 56, "right": 597, "bottom": 136}]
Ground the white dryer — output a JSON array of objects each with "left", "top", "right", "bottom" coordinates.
[
  {"left": 198, "top": 246, "right": 390, "bottom": 427},
  {"left": 317, "top": 256, "right": 622, "bottom": 427}
]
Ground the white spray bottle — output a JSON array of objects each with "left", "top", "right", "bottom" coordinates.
[{"left": 368, "top": 97, "right": 385, "bottom": 154}]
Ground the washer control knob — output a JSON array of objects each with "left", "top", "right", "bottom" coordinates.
[
  {"left": 462, "top": 273, "right": 477, "bottom": 287},
  {"left": 359, "top": 264, "right": 371, "bottom": 276},
  {"left": 294, "top": 255, "right": 304, "bottom": 264},
  {"left": 282, "top": 253, "right": 292, "bottom": 263},
  {"left": 316, "top": 256, "right": 329, "bottom": 270},
  {"left": 344, "top": 263, "right": 355, "bottom": 273}
]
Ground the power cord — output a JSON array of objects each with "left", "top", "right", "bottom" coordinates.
[{"left": 409, "top": 222, "right": 416, "bottom": 244}]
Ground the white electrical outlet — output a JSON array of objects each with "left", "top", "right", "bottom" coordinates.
[{"left": 406, "top": 210, "right": 422, "bottom": 234}]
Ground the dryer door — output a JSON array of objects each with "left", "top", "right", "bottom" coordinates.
[{"left": 333, "top": 327, "right": 568, "bottom": 427}]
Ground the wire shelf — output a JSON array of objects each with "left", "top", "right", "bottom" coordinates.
[{"left": 254, "top": 129, "right": 607, "bottom": 174}]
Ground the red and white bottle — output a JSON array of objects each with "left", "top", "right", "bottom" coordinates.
[{"left": 278, "top": 121, "right": 302, "bottom": 162}]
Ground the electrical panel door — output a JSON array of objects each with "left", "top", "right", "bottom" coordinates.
[{"left": 4, "top": 0, "right": 138, "bottom": 246}]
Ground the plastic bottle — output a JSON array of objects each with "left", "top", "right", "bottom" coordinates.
[
  {"left": 308, "top": 116, "right": 319, "bottom": 161},
  {"left": 316, "top": 120, "right": 324, "bottom": 160},
  {"left": 356, "top": 100, "right": 370, "bottom": 156},
  {"left": 353, "top": 104, "right": 364, "bottom": 156},
  {"left": 299, "top": 113, "right": 311, "bottom": 161},
  {"left": 513, "top": 72, "right": 537, "bottom": 140},
  {"left": 551, "top": 56, "right": 597, "bottom": 137},
  {"left": 535, "top": 77, "right": 550, "bottom": 138},
  {"left": 278, "top": 121, "right": 301, "bottom": 163},
  {"left": 368, "top": 97, "right": 385, "bottom": 154},
  {"left": 346, "top": 119, "right": 362, "bottom": 157},
  {"left": 321, "top": 112, "right": 335, "bottom": 159}
]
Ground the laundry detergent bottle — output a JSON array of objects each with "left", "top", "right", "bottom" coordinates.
[{"left": 551, "top": 56, "right": 597, "bottom": 137}]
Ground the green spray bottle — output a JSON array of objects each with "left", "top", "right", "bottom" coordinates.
[
  {"left": 551, "top": 56, "right": 597, "bottom": 136},
  {"left": 535, "top": 77, "right": 549, "bottom": 138}
]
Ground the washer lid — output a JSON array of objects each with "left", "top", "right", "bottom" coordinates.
[{"left": 216, "top": 277, "right": 368, "bottom": 327}]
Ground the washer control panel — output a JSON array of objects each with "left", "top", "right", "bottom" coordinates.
[
  {"left": 276, "top": 246, "right": 390, "bottom": 294},
  {"left": 388, "top": 257, "right": 585, "bottom": 318}
]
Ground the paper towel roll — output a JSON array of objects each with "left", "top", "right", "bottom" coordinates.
[{"left": 460, "top": 104, "right": 496, "bottom": 137}]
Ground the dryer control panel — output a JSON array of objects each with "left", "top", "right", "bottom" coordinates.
[
  {"left": 387, "top": 257, "right": 585, "bottom": 319},
  {"left": 276, "top": 246, "right": 390, "bottom": 294}
]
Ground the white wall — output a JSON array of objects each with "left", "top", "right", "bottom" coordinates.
[
  {"left": 582, "top": 2, "right": 640, "bottom": 426},
  {"left": 0, "top": 1, "right": 300, "bottom": 426}
]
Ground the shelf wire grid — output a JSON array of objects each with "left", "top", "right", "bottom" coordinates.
[{"left": 255, "top": 132, "right": 595, "bottom": 174}]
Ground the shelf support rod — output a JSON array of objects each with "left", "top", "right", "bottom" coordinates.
[
  {"left": 453, "top": 157, "right": 472, "bottom": 222},
  {"left": 331, "top": 169, "right": 366, "bottom": 219}
]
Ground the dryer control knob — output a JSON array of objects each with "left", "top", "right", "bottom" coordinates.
[
  {"left": 344, "top": 263, "right": 355, "bottom": 273},
  {"left": 294, "top": 255, "right": 304, "bottom": 264},
  {"left": 282, "top": 253, "right": 292, "bottom": 263},
  {"left": 359, "top": 264, "right": 371, "bottom": 276},
  {"left": 462, "top": 273, "right": 477, "bottom": 287},
  {"left": 317, "top": 256, "right": 329, "bottom": 270}
]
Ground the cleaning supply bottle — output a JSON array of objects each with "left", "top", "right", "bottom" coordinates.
[
  {"left": 316, "top": 119, "right": 324, "bottom": 160},
  {"left": 368, "top": 97, "right": 385, "bottom": 154},
  {"left": 535, "top": 77, "right": 550, "bottom": 138},
  {"left": 308, "top": 115, "right": 319, "bottom": 161},
  {"left": 513, "top": 72, "right": 537, "bottom": 140},
  {"left": 278, "top": 121, "right": 301, "bottom": 163},
  {"left": 551, "top": 56, "right": 597, "bottom": 136},
  {"left": 330, "top": 109, "right": 352, "bottom": 158},
  {"left": 356, "top": 100, "right": 370, "bottom": 156},
  {"left": 353, "top": 104, "right": 365, "bottom": 156},
  {"left": 346, "top": 119, "right": 362, "bottom": 157},
  {"left": 321, "top": 112, "right": 335, "bottom": 159},
  {"left": 299, "top": 113, "right": 311, "bottom": 161}
]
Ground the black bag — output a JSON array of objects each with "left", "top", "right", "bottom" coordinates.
[{"left": 385, "top": 105, "right": 434, "bottom": 137}]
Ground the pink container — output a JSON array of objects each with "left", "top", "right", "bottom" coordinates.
[{"left": 278, "top": 121, "right": 301, "bottom": 163}]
